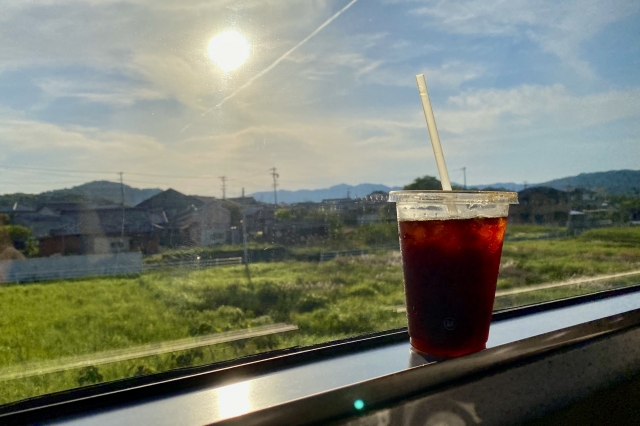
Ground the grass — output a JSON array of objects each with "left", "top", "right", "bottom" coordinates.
[
  {"left": 498, "top": 237, "right": 640, "bottom": 289},
  {"left": 494, "top": 275, "right": 640, "bottom": 310},
  {"left": 1, "top": 228, "right": 639, "bottom": 404},
  {"left": 579, "top": 226, "right": 640, "bottom": 246}
]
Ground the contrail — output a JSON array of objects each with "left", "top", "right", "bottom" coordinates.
[{"left": 181, "top": 0, "right": 359, "bottom": 132}]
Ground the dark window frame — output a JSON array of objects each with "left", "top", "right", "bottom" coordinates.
[{"left": 2, "top": 284, "right": 640, "bottom": 425}]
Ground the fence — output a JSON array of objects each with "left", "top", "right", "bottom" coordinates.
[
  {"left": 0, "top": 252, "right": 143, "bottom": 284},
  {"left": 144, "top": 257, "right": 242, "bottom": 271}
]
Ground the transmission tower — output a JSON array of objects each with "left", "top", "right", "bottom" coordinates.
[
  {"left": 270, "top": 167, "right": 279, "bottom": 206},
  {"left": 219, "top": 176, "right": 227, "bottom": 200},
  {"left": 118, "top": 172, "right": 125, "bottom": 238}
]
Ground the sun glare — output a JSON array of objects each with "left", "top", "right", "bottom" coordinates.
[{"left": 208, "top": 31, "right": 250, "bottom": 72}]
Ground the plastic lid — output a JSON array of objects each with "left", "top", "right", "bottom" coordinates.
[{"left": 389, "top": 190, "right": 518, "bottom": 205}]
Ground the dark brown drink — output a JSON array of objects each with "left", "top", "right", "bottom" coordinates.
[{"left": 399, "top": 217, "right": 507, "bottom": 358}]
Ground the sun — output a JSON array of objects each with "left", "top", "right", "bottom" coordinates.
[{"left": 207, "top": 31, "right": 250, "bottom": 72}]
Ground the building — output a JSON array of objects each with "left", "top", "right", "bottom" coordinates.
[
  {"left": 173, "top": 202, "right": 231, "bottom": 246},
  {"left": 17, "top": 207, "right": 160, "bottom": 257},
  {"left": 227, "top": 196, "right": 276, "bottom": 236},
  {"left": 136, "top": 189, "right": 232, "bottom": 247},
  {"left": 508, "top": 187, "right": 571, "bottom": 226},
  {"left": 321, "top": 198, "right": 359, "bottom": 212},
  {"left": 136, "top": 188, "right": 205, "bottom": 221}
]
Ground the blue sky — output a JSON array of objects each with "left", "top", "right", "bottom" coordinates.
[{"left": 0, "top": 0, "right": 638, "bottom": 197}]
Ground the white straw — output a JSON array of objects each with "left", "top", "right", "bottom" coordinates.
[{"left": 415, "top": 74, "right": 452, "bottom": 191}]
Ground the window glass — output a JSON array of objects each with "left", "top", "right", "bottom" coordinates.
[{"left": 1, "top": 0, "right": 639, "bottom": 405}]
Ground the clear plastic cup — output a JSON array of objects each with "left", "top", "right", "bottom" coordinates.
[{"left": 389, "top": 190, "right": 518, "bottom": 358}]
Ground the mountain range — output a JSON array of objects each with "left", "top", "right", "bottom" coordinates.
[
  {"left": 472, "top": 169, "right": 640, "bottom": 196},
  {"left": 60, "top": 181, "right": 163, "bottom": 206},
  {"left": 251, "top": 183, "right": 403, "bottom": 204},
  {"left": 0, "top": 181, "right": 162, "bottom": 209},
  {"left": 1, "top": 170, "right": 638, "bottom": 209}
]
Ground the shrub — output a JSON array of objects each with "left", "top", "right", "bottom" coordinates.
[
  {"left": 77, "top": 366, "right": 103, "bottom": 386},
  {"left": 297, "top": 294, "right": 329, "bottom": 313}
]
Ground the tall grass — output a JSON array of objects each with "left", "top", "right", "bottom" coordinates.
[{"left": 1, "top": 230, "right": 639, "bottom": 404}]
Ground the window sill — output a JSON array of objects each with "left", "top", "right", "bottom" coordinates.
[{"left": 3, "top": 286, "right": 640, "bottom": 426}]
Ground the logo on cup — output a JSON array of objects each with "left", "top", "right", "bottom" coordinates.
[{"left": 443, "top": 317, "right": 456, "bottom": 331}]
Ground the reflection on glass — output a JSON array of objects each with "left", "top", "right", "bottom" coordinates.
[
  {"left": 0, "top": 0, "right": 639, "bottom": 409},
  {"left": 208, "top": 31, "right": 250, "bottom": 72},
  {"left": 216, "top": 381, "right": 252, "bottom": 419}
]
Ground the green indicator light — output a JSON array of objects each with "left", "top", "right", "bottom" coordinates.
[{"left": 353, "top": 399, "right": 365, "bottom": 410}]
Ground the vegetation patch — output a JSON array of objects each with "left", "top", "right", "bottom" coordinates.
[{"left": 1, "top": 229, "right": 639, "bottom": 404}]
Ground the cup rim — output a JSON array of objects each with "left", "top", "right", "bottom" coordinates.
[{"left": 388, "top": 190, "right": 519, "bottom": 204}]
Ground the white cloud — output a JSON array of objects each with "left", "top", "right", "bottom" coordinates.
[
  {"left": 405, "top": 0, "right": 639, "bottom": 78},
  {"left": 0, "top": 116, "right": 163, "bottom": 157},
  {"left": 438, "top": 84, "right": 640, "bottom": 134},
  {"left": 36, "top": 79, "right": 166, "bottom": 107},
  {"left": 0, "top": 1, "right": 638, "bottom": 193},
  {"left": 360, "top": 60, "right": 485, "bottom": 88}
]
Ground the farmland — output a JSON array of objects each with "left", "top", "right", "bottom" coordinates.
[{"left": 1, "top": 226, "right": 639, "bottom": 404}]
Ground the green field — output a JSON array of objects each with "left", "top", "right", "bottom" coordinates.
[{"left": 1, "top": 226, "right": 639, "bottom": 404}]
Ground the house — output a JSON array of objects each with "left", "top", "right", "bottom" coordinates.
[
  {"left": 136, "top": 189, "right": 233, "bottom": 247},
  {"left": 173, "top": 202, "right": 231, "bottom": 246},
  {"left": 508, "top": 187, "right": 571, "bottom": 226},
  {"left": 23, "top": 207, "right": 160, "bottom": 257},
  {"left": 0, "top": 203, "right": 35, "bottom": 214},
  {"left": 566, "top": 188, "right": 605, "bottom": 211},
  {"left": 227, "top": 196, "right": 276, "bottom": 236},
  {"left": 136, "top": 189, "right": 204, "bottom": 221},
  {"left": 567, "top": 206, "right": 620, "bottom": 230},
  {"left": 321, "top": 198, "right": 359, "bottom": 212}
]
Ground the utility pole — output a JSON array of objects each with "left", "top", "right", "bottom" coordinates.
[
  {"left": 241, "top": 208, "right": 251, "bottom": 284},
  {"left": 242, "top": 187, "right": 245, "bottom": 198},
  {"left": 462, "top": 167, "right": 467, "bottom": 190},
  {"left": 270, "top": 167, "right": 279, "bottom": 206},
  {"left": 241, "top": 209, "right": 249, "bottom": 264},
  {"left": 118, "top": 172, "right": 125, "bottom": 238},
  {"left": 219, "top": 176, "right": 227, "bottom": 200}
]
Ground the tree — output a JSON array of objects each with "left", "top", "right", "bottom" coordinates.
[
  {"left": 404, "top": 175, "right": 442, "bottom": 190},
  {"left": 0, "top": 225, "right": 39, "bottom": 257},
  {"left": 404, "top": 175, "right": 464, "bottom": 190},
  {"left": 221, "top": 200, "right": 243, "bottom": 227}
]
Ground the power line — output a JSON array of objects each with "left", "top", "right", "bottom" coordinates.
[
  {"left": 0, "top": 165, "right": 115, "bottom": 175},
  {"left": 0, "top": 164, "right": 217, "bottom": 180}
]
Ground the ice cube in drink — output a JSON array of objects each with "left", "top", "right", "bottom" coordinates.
[{"left": 399, "top": 217, "right": 507, "bottom": 358}]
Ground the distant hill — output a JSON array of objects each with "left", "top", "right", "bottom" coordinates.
[
  {"left": 537, "top": 170, "right": 640, "bottom": 196},
  {"left": 53, "top": 181, "right": 163, "bottom": 206},
  {"left": 469, "top": 182, "right": 525, "bottom": 192},
  {"left": 251, "top": 183, "right": 402, "bottom": 204},
  {"left": 0, "top": 181, "right": 162, "bottom": 209}
]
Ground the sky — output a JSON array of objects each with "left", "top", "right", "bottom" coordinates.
[{"left": 0, "top": 0, "right": 639, "bottom": 197}]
